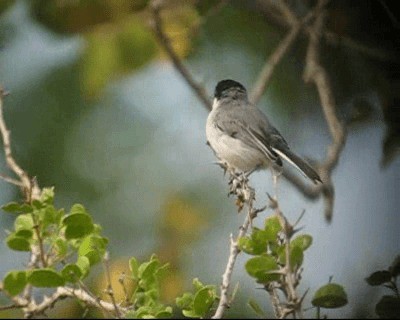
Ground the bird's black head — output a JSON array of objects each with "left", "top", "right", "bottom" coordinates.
[{"left": 214, "top": 79, "right": 247, "bottom": 100}]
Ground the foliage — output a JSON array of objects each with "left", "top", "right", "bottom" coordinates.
[
  {"left": 238, "top": 214, "right": 348, "bottom": 317},
  {"left": 1, "top": 188, "right": 172, "bottom": 318},
  {"left": 27, "top": 0, "right": 200, "bottom": 99},
  {"left": 176, "top": 278, "right": 218, "bottom": 318},
  {"left": 365, "top": 255, "right": 400, "bottom": 319}
]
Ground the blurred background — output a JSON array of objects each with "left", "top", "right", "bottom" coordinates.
[{"left": 0, "top": 0, "right": 399, "bottom": 318}]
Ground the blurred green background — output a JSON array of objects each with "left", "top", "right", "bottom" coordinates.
[{"left": 0, "top": 0, "right": 399, "bottom": 318}]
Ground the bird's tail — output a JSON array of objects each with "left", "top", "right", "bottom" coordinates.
[{"left": 271, "top": 147, "right": 322, "bottom": 184}]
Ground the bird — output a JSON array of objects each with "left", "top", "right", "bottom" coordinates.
[{"left": 206, "top": 79, "right": 322, "bottom": 187}]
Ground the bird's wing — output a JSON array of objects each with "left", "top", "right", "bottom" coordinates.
[{"left": 216, "top": 118, "right": 282, "bottom": 165}]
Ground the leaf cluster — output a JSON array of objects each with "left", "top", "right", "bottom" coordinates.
[
  {"left": 365, "top": 255, "right": 400, "bottom": 319},
  {"left": 2, "top": 188, "right": 107, "bottom": 294}
]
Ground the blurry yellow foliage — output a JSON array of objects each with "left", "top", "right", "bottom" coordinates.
[
  {"left": 158, "top": 3, "right": 200, "bottom": 59},
  {"left": 80, "top": 16, "right": 158, "bottom": 98},
  {"left": 29, "top": 0, "right": 200, "bottom": 98},
  {"left": 94, "top": 258, "right": 136, "bottom": 305},
  {"left": 161, "top": 194, "right": 207, "bottom": 242},
  {"left": 30, "top": 0, "right": 149, "bottom": 34}
]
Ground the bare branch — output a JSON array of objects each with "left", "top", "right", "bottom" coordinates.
[
  {"left": 250, "top": 22, "right": 302, "bottom": 104},
  {"left": 30, "top": 287, "right": 129, "bottom": 318},
  {"left": 212, "top": 175, "right": 262, "bottom": 319},
  {"left": 257, "top": 1, "right": 400, "bottom": 64},
  {"left": 302, "top": 0, "right": 347, "bottom": 221},
  {"left": 0, "top": 87, "right": 40, "bottom": 201},
  {"left": 1, "top": 279, "right": 130, "bottom": 318},
  {"left": 266, "top": 283, "right": 284, "bottom": 318},
  {"left": 150, "top": 0, "right": 212, "bottom": 110}
]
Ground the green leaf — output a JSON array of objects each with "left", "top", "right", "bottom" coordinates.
[
  {"left": 176, "top": 292, "right": 194, "bottom": 310},
  {"left": 245, "top": 255, "right": 280, "bottom": 283},
  {"left": 264, "top": 215, "right": 282, "bottom": 241},
  {"left": 155, "top": 307, "right": 173, "bottom": 318},
  {"left": 138, "top": 259, "right": 159, "bottom": 290},
  {"left": 62, "top": 212, "right": 94, "bottom": 239},
  {"left": 3, "top": 271, "right": 27, "bottom": 296},
  {"left": 375, "top": 295, "right": 400, "bottom": 319},
  {"left": 76, "top": 256, "right": 91, "bottom": 278},
  {"left": 27, "top": 269, "right": 65, "bottom": 287},
  {"left": 193, "top": 286, "right": 217, "bottom": 317},
  {"left": 182, "top": 309, "right": 201, "bottom": 318},
  {"left": 291, "top": 234, "right": 313, "bottom": 251},
  {"left": 78, "top": 235, "right": 108, "bottom": 265},
  {"left": 238, "top": 228, "right": 269, "bottom": 255},
  {"left": 139, "top": 258, "right": 160, "bottom": 279},
  {"left": 129, "top": 257, "right": 139, "bottom": 279},
  {"left": 54, "top": 238, "right": 68, "bottom": 258},
  {"left": 69, "top": 203, "right": 88, "bottom": 215},
  {"left": 248, "top": 298, "right": 265, "bottom": 317},
  {"left": 312, "top": 283, "right": 348, "bottom": 308},
  {"left": 2, "top": 202, "right": 32, "bottom": 214},
  {"left": 39, "top": 205, "right": 62, "bottom": 227},
  {"left": 40, "top": 187, "right": 55, "bottom": 204},
  {"left": 252, "top": 227, "right": 270, "bottom": 243},
  {"left": 15, "top": 229, "right": 33, "bottom": 239},
  {"left": 6, "top": 234, "right": 31, "bottom": 251},
  {"left": 61, "top": 264, "right": 82, "bottom": 283},
  {"left": 365, "top": 270, "right": 392, "bottom": 286},
  {"left": 192, "top": 278, "right": 204, "bottom": 291},
  {"left": 32, "top": 199, "right": 45, "bottom": 210},
  {"left": 14, "top": 214, "right": 34, "bottom": 231},
  {"left": 279, "top": 245, "right": 304, "bottom": 269},
  {"left": 239, "top": 237, "right": 267, "bottom": 255}
]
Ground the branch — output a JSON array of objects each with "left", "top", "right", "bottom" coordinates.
[
  {"left": 1, "top": 280, "right": 130, "bottom": 318},
  {"left": 0, "top": 87, "right": 40, "bottom": 201},
  {"left": 253, "top": 0, "right": 345, "bottom": 221},
  {"left": 150, "top": 0, "right": 212, "bottom": 110},
  {"left": 212, "top": 174, "right": 262, "bottom": 319},
  {"left": 302, "top": 0, "right": 346, "bottom": 221},
  {"left": 250, "top": 22, "right": 302, "bottom": 104},
  {"left": 257, "top": 0, "right": 400, "bottom": 64}
]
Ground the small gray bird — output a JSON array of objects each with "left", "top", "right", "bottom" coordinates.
[{"left": 206, "top": 79, "right": 321, "bottom": 184}]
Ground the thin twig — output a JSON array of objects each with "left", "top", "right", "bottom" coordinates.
[
  {"left": 0, "top": 173, "right": 24, "bottom": 186},
  {"left": 103, "top": 252, "right": 121, "bottom": 318},
  {"left": 0, "top": 303, "right": 24, "bottom": 311},
  {"left": 150, "top": 0, "right": 212, "bottom": 110}
]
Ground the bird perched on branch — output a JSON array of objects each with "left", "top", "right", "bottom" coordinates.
[{"left": 206, "top": 79, "right": 321, "bottom": 190}]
